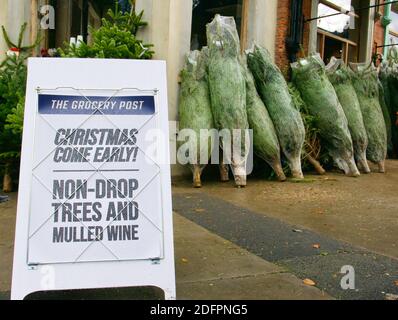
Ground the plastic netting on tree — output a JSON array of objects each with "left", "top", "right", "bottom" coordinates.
[
  {"left": 178, "top": 49, "right": 215, "bottom": 188},
  {"left": 291, "top": 54, "right": 359, "bottom": 177},
  {"left": 247, "top": 45, "right": 305, "bottom": 179},
  {"left": 380, "top": 48, "right": 398, "bottom": 157},
  {"left": 326, "top": 57, "right": 370, "bottom": 173},
  {"left": 378, "top": 76, "right": 393, "bottom": 155},
  {"left": 206, "top": 15, "right": 250, "bottom": 187},
  {"left": 349, "top": 62, "right": 387, "bottom": 172},
  {"left": 241, "top": 56, "right": 286, "bottom": 181},
  {"left": 288, "top": 83, "right": 326, "bottom": 175}
]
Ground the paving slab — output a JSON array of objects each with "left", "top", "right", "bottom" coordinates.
[
  {"left": 174, "top": 214, "right": 331, "bottom": 300},
  {"left": 177, "top": 273, "right": 330, "bottom": 300},
  {"left": 174, "top": 214, "right": 283, "bottom": 284},
  {"left": 0, "top": 193, "right": 17, "bottom": 295},
  {"left": 173, "top": 193, "right": 398, "bottom": 300},
  {"left": 280, "top": 252, "right": 398, "bottom": 300},
  {"left": 173, "top": 193, "right": 358, "bottom": 262}
]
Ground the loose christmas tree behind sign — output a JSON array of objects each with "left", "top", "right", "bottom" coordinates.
[
  {"left": 60, "top": 1, "right": 154, "bottom": 59},
  {"left": 0, "top": 23, "right": 39, "bottom": 192}
]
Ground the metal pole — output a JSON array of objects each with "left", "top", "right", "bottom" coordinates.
[
  {"left": 377, "top": 43, "right": 398, "bottom": 48},
  {"left": 305, "top": 0, "right": 398, "bottom": 23}
]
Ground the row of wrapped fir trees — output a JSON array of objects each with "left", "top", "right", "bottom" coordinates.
[{"left": 178, "top": 15, "right": 396, "bottom": 188}]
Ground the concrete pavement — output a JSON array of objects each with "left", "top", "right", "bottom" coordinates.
[
  {"left": 173, "top": 193, "right": 398, "bottom": 300},
  {"left": 175, "top": 160, "right": 398, "bottom": 259},
  {"left": 174, "top": 214, "right": 331, "bottom": 300}
]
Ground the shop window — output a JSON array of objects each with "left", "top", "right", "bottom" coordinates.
[
  {"left": 316, "top": 0, "right": 360, "bottom": 64},
  {"left": 190, "top": 0, "right": 246, "bottom": 50},
  {"left": 389, "top": 3, "right": 398, "bottom": 45},
  {"left": 53, "top": 0, "right": 111, "bottom": 48},
  {"left": 390, "top": 33, "right": 398, "bottom": 46}
]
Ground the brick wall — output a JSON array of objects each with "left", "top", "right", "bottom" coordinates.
[
  {"left": 373, "top": 0, "right": 386, "bottom": 58},
  {"left": 275, "top": 0, "right": 291, "bottom": 76},
  {"left": 275, "top": 0, "right": 312, "bottom": 78}
]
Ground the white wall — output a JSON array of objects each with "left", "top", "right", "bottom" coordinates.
[
  {"left": 136, "top": 0, "right": 193, "bottom": 118},
  {"left": 0, "top": 0, "right": 9, "bottom": 57},
  {"left": 360, "top": 0, "right": 376, "bottom": 63},
  {"left": 6, "top": 0, "right": 32, "bottom": 45},
  {"left": 246, "top": 0, "right": 278, "bottom": 58},
  {"left": 0, "top": 0, "right": 34, "bottom": 58}
]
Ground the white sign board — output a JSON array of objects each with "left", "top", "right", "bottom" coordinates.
[{"left": 11, "top": 58, "right": 176, "bottom": 300}]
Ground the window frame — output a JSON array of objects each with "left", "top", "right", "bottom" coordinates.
[
  {"left": 316, "top": 0, "right": 360, "bottom": 63},
  {"left": 240, "top": 0, "right": 249, "bottom": 51},
  {"left": 390, "top": 4, "right": 398, "bottom": 45}
]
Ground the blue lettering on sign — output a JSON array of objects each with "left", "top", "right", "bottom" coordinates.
[{"left": 38, "top": 94, "right": 155, "bottom": 115}]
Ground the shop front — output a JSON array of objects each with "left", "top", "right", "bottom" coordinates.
[
  {"left": 0, "top": 0, "right": 391, "bottom": 177},
  {"left": 1, "top": 0, "right": 382, "bottom": 118}
]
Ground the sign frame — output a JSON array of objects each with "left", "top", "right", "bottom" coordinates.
[{"left": 11, "top": 58, "right": 176, "bottom": 300}]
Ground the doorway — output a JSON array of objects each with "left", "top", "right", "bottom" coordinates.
[{"left": 190, "top": 0, "right": 248, "bottom": 51}]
